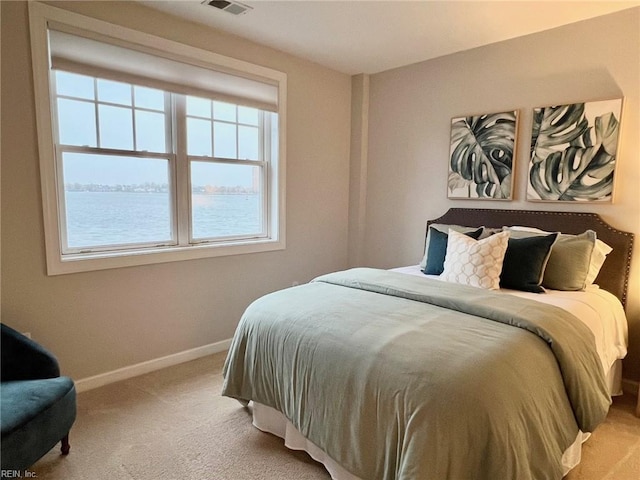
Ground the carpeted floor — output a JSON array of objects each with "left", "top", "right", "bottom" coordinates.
[{"left": 31, "top": 352, "right": 640, "bottom": 479}]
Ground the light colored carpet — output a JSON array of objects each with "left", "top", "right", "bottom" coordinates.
[{"left": 31, "top": 352, "right": 640, "bottom": 479}]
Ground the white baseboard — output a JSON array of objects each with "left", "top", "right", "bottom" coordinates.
[{"left": 74, "top": 338, "right": 232, "bottom": 393}]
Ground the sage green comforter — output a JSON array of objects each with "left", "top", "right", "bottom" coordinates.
[{"left": 222, "top": 268, "right": 610, "bottom": 480}]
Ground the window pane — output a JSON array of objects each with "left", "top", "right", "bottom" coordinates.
[
  {"left": 97, "top": 79, "right": 131, "bottom": 106},
  {"left": 238, "top": 106, "right": 259, "bottom": 126},
  {"left": 134, "top": 86, "right": 165, "bottom": 111},
  {"left": 238, "top": 125, "right": 259, "bottom": 160},
  {"left": 187, "top": 118, "right": 212, "bottom": 156},
  {"left": 62, "top": 153, "right": 172, "bottom": 248},
  {"left": 186, "top": 96, "right": 211, "bottom": 118},
  {"left": 213, "top": 121, "right": 237, "bottom": 158},
  {"left": 99, "top": 105, "right": 134, "bottom": 150},
  {"left": 135, "top": 110, "right": 166, "bottom": 152},
  {"left": 57, "top": 98, "right": 97, "bottom": 147},
  {"left": 55, "top": 71, "right": 94, "bottom": 100},
  {"left": 191, "top": 162, "right": 262, "bottom": 239},
  {"left": 213, "top": 101, "right": 236, "bottom": 122}
]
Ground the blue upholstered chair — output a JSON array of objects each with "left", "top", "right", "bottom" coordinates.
[{"left": 1, "top": 323, "right": 77, "bottom": 471}]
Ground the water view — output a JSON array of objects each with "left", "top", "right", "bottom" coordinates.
[{"left": 64, "top": 190, "right": 261, "bottom": 249}]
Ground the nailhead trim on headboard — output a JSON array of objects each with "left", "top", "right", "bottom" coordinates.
[{"left": 426, "top": 208, "right": 634, "bottom": 308}]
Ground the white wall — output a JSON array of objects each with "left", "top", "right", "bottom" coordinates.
[
  {"left": 348, "top": 74, "right": 369, "bottom": 268},
  {"left": 0, "top": 1, "right": 351, "bottom": 380},
  {"left": 361, "top": 8, "right": 640, "bottom": 381}
]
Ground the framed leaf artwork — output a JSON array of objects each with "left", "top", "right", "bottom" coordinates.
[
  {"left": 528, "top": 98, "right": 623, "bottom": 202},
  {"left": 448, "top": 110, "right": 518, "bottom": 200}
]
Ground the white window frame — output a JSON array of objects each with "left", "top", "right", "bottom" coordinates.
[{"left": 29, "top": 2, "right": 286, "bottom": 275}]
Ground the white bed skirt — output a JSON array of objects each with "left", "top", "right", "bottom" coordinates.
[
  {"left": 252, "top": 402, "right": 362, "bottom": 480},
  {"left": 251, "top": 402, "right": 590, "bottom": 479}
]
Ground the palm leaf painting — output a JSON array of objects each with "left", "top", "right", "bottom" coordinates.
[
  {"left": 528, "top": 99, "right": 622, "bottom": 202},
  {"left": 448, "top": 110, "right": 517, "bottom": 199}
]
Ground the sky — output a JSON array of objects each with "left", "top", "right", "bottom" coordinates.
[
  {"left": 57, "top": 71, "right": 268, "bottom": 188},
  {"left": 63, "top": 153, "right": 256, "bottom": 189}
]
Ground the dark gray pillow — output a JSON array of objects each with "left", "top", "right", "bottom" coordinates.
[
  {"left": 500, "top": 233, "right": 558, "bottom": 293},
  {"left": 424, "top": 227, "right": 483, "bottom": 275}
]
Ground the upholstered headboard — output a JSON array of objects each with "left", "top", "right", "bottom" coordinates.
[{"left": 427, "top": 208, "right": 634, "bottom": 308}]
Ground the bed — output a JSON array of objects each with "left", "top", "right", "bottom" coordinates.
[{"left": 222, "top": 208, "right": 634, "bottom": 480}]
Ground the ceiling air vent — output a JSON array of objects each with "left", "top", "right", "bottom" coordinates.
[{"left": 202, "top": 0, "right": 252, "bottom": 16}]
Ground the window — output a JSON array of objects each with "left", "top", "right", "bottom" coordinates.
[
  {"left": 55, "top": 73, "right": 174, "bottom": 253},
  {"left": 185, "top": 97, "right": 272, "bottom": 242},
  {"left": 29, "top": 3, "right": 286, "bottom": 274},
  {"left": 53, "top": 72, "right": 276, "bottom": 253}
]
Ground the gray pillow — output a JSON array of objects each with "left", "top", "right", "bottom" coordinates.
[{"left": 507, "top": 228, "right": 596, "bottom": 291}]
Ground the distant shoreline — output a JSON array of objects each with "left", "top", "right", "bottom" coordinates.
[{"left": 65, "top": 186, "right": 258, "bottom": 195}]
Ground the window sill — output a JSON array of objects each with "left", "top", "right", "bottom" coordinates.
[{"left": 47, "top": 238, "right": 285, "bottom": 275}]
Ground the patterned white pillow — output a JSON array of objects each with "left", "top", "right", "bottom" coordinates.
[{"left": 441, "top": 230, "right": 510, "bottom": 290}]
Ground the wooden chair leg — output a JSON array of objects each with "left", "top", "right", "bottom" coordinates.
[{"left": 61, "top": 434, "right": 70, "bottom": 455}]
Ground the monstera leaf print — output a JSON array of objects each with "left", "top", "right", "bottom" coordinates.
[
  {"left": 530, "top": 104, "right": 590, "bottom": 163},
  {"left": 529, "top": 101, "right": 622, "bottom": 202},
  {"left": 449, "top": 111, "right": 516, "bottom": 199}
]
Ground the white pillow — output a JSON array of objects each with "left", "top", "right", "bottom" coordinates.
[
  {"left": 441, "top": 230, "right": 509, "bottom": 290},
  {"left": 507, "top": 225, "right": 545, "bottom": 233},
  {"left": 585, "top": 239, "right": 613, "bottom": 284}
]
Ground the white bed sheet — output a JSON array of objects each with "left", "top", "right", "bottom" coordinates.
[{"left": 249, "top": 266, "right": 629, "bottom": 480}]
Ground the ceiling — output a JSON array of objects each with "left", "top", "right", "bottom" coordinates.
[{"left": 141, "top": 1, "right": 640, "bottom": 75}]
